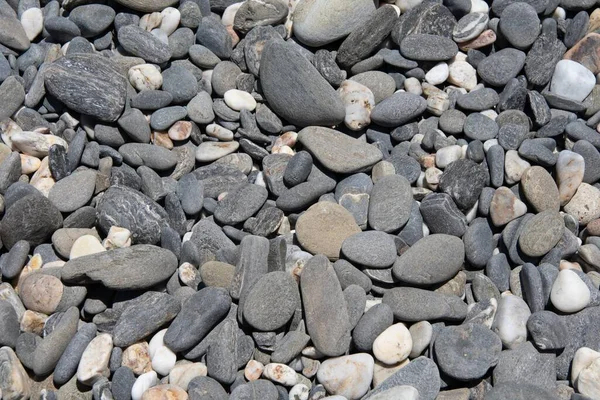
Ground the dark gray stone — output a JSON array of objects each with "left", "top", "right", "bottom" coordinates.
[
  {"left": 371, "top": 91, "right": 427, "bottom": 127},
  {"left": 342, "top": 231, "right": 397, "bottom": 268},
  {"left": 229, "top": 380, "right": 278, "bottom": 400},
  {"left": 233, "top": 0, "right": 287, "bottom": 33},
  {"left": 439, "top": 158, "right": 489, "bottom": 210},
  {"left": 392, "top": 2, "right": 457, "bottom": 44},
  {"left": 457, "top": 88, "right": 499, "bottom": 111},
  {"left": 499, "top": 3, "right": 540, "bottom": 49},
  {"left": 400, "top": 33, "right": 458, "bottom": 61},
  {"left": 130, "top": 90, "right": 173, "bottom": 111},
  {"left": 464, "top": 112, "right": 499, "bottom": 140},
  {"left": 53, "top": 322, "right": 97, "bottom": 385},
  {"left": 527, "top": 310, "right": 567, "bottom": 350},
  {"left": 477, "top": 48, "right": 526, "bottom": 87},
  {"left": 47, "top": 169, "right": 96, "bottom": 213},
  {"left": 464, "top": 218, "right": 494, "bottom": 268},
  {"left": 206, "top": 318, "right": 237, "bottom": 384},
  {"left": 119, "top": 143, "right": 177, "bottom": 170},
  {"left": 112, "top": 366, "right": 135, "bottom": 400},
  {"left": 118, "top": 25, "right": 171, "bottom": 64},
  {"left": 352, "top": 303, "right": 394, "bottom": 352},
  {"left": 525, "top": 20, "right": 566, "bottom": 87},
  {"left": 0, "top": 300, "right": 19, "bottom": 348},
  {"left": 196, "top": 16, "right": 232, "bottom": 59},
  {"left": 573, "top": 140, "right": 600, "bottom": 184},
  {"left": 368, "top": 174, "right": 412, "bottom": 233},
  {"left": 117, "top": 108, "right": 151, "bottom": 143},
  {"left": 188, "top": 376, "right": 229, "bottom": 400},
  {"left": 162, "top": 65, "right": 199, "bottom": 104},
  {"left": 383, "top": 287, "right": 468, "bottom": 322},
  {"left": 420, "top": 193, "right": 467, "bottom": 237},
  {"left": 1, "top": 240, "right": 29, "bottom": 279},
  {"left": 214, "top": 183, "right": 268, "bottom": 225},
  {"left": 283, "top": 151, "right": 312, "bottom": 187},
  {"left": 68, "top": 4, "right": 115, "bottom": 37},
  {"left": 44, "top": 16, "right": 81, "bottom": 43},
  {"left": 33, "top": 307, "right": 79, "bottom": 376},
  {"left": 493, "top": 341, "right": 556, "bottom": 388}
]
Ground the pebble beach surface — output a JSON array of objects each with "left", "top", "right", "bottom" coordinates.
[{"left": 0, "top": 0, "right": 600, "bottom": 399}]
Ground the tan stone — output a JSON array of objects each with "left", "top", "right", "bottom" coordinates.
[
  {"left": 295, "top": 202, "right": 361, "bottom": 260},
  {"left": 199, "top": 261, "right": 236, "bottom": 288},
  {"left": 141, "top": 384, "right": 188, "bottom": 400},
  {"left": 564, "top": 33, "right": 600, "bottom": 74},
  {"left": 458, "top": 29, "right": 496, "bottom": 51},
  {"left": 168, "top": 361, "right": 207, "bottom": 390},
  {"left": 20, "top": 310, "right": 48, "bottom": 335},
  {"left": 122, "top": 342, "right": 152, "bottom": 375},
  {"left": 589, "top": 8, "right": 600, "bottom": 33},
  {"left": 19, "top": 273, "right": 63, "bottom": 314},
  {"left": 490, "top": 187, "right": 527, "bottom": 226},
  {"left": 564, "top": 183, "right": 600, "bottom": 225},
  {"left": 521, "top": 166, "right": 560, "bottom": 212},
  {"left": 0, "top": 347, "right": 31, "bottom": 400}
]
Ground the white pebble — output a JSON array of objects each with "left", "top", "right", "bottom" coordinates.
[
  {"left": 425, "top": 62, "right": 449, "bottom": 85},
  {"left": 447, "top": 60, "right": 477, "bottom": 90},
  {"left": 553, "top": 6, "right": 566, "bottom": 19},
  {"left": 159, "top": 7, "right": 180, "bottom": 36},
  {"left": 289, "top": 384, "right": 310, "bottom": 400},
  {"left": 151, "top": 345, "right": 177, "bottom": 376},
  {"left": 195, "top": 141, "right": 240, "bottom": 162},
  {"left": 504, "top": 150, "right": 531, "bottom": 185},
  {"left": 140, "top": 12, "right": 162, "bottom": 31},
  {"left": 551, "top": 269, "right": 591, "bottom": 313},
  {"left": 263, "top": 363, "right": 298, "bottom": 386},
  {"left": 372, "top": 323, "right": 413, "bottom": 365},
  {"left": 337, "top": 80, "right": 375, "bottom": 131},
  {"left": 77, "top": 333, "right": 113, "bottom": 386},
  {"left": 103, "top": 226, "right": 132, "bottom": 249},
  {"left": 491, "top": 294, "right": 530, "bottom": 349},
  {"left": 131, "top": 371, "right": 158, "bottom": 400},
  {"left": 436, "top": 145, "right": 462, "bottom": 168},
  {"left": 551, "top": 60, "right": 596, "bottom": 102},
  {"left": 223, "top": 89, "right": 257, "bottom": 111},
  {"left": 20, "top": 8, "right": 43, "bottom": 41},
  {"left": 128, "top": 64, "right": 162, "bottom": 91},
  {"left": 20, "top": 154, "right": 41, "bottom": 174},
  {"left": 11, "top": 132, "right": 68, "bottom": 158},
  {"left": 317, "top": 354, "right": 374, "bottom": 399},
  {"left": 206, "top": 124, "right": 234, "bottom": 141},
  {"left": 404, "top": 77, "right": 422, "bottom": 95},
  {"left": 70, "top": 235, "right": 106, "bottom": 260}
]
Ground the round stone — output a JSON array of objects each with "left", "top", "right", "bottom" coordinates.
[
  {"left": 372, "top": 323, "right": 413, "bottom": 365},
  {"left": 224, "top": 89, "right": 257, "bottom": 111},
  {"left": 341, "top": 231, "right": 397, "bottom": 268},
  {"left": 518, "top": 210, "right": 564, "bottom": 257},
  {"left": 520, "top": 166, "right": 560, "bottom": 212},
  {"left": 499, "top": 3, "right": 540, "bottom": 49},
  {"left": 550, "top": 269, "right": 591, "bottom": 313}
]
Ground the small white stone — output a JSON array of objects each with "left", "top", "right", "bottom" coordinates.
[
  {"left": 289, "top": 384, "right": 310, "bottom": 400},
  {"left": 195, "top": 141, "right": 240, "bottom": 162},
  {"left": 151, "top": 345, "right": 177, "bottom": 376},
  {"left": 245, "top": 360, "right": 265, "bottom": 381},
  {"left": 128, "top": 64, "right": 163, "bottom": 91},
  {"left": 483, "top": 138, "right": 499, "bottom": 152},
  {"left": 395, "top": 0, "right": 422, "bottom": 12},
  {"left": 491, "top": 294, "right": 531, "bottom": 349},
  {"left": 159, "top": 7, "right": 180, "bottom": 36},
  {"left": 140, "top": 12, "right": 162, "bottom": 31},
  {"left": 504, "top": 150, "right": 531, "bottom": 185},
  {"left": 131, "top": 371, "right": 158, "bottom": 400},
  {"left": 490, "top": 186, "right": 528, "bottom": 226},
  {"left": 206, "top": 124, "right": 234, "bottom": 141},
  {"left": 408, "top": 321, "right": 432, "bottom": 358},
  {"left": 337, "top": 80, "right": 375, "bottom": 131},
  {"left": 572, "top": 347, "right": 600, "bottom": 383},
  {"left": 168, "top": 361, "right": 207, "bottom": 390},
  {"left": 103, "top": 226, "right": 132, "bottom": 249},
  {"left": 424, "top": 167, "right": 443, "bottom": 190},
  {"left": 151, "top": 28, "right": 169, "bottom": 44},
  {"left": 178, "top": 262, "right": 198, "bottom": 287},
  {"left": 0, "top": 118, "right": 23, "bottom": 149},
  {"left": 556, "top": 150, "right": 585, "bottom": 206},
  {"left": 222, "top": 2, "right": 244, "bottom": 25},
  {"left": 272, "top": 131, "right": 298, "bottom": 153},
  {"left": 372, "top": 323, "right": 413, "bottom": 365},
  {"left": 480, "top": 109, "right": 498, "bottom": 120},
  {"left": 465, "top": 200, "right": 478, "bottom": 223},
  {"left": 447, "top": 60, "right": 477, "bottom": 90},
  {"left": 551, "top": 60, "right": 596, "bottom": 102},
  {"left": 70, "top": 235, "right": 106, "bottom": 260},
  {"left": 470, "top": 0, "right": 489, "bottom": 13},
  {"left": 316, "top": 353, "right": 374, "bottom": 399},
  {"left": 564, "top": 183, "right": 600, "bottom": 225},
  {"left": 553, "top": 6, "right": 566, "bottom": 19},
  {"left": 20, "top": 154, "right": 41, "bottom": 174},
  {"left": 262, "top": 363, "right": 298, "bottom": 386},
  {"left": 223, "top": 89, "right": 257, "bottom": 111},
  {"left": 148, "top": 329, "right": 167, "bottom": 359},
  {"left": 77, "top": 333, "right": 113, "bottom": 386},
  {"left": 404, "top": 77, "right": 422, "bottom": 95},
  {"left": 425, "top": 62, "right": 449, "bottom": 85},
  {"left": 168, "top": 121, "right": 192, "bottom": 141},
  {"left": 551, "top": 269, "right": 591, "bottom": 313},
  {"left": 436, "top": 145, "right": 463, "bottom": 168},
  {"left": 20, "top": 8, "right": 43, "bottom": 41},
  {"left": 11, "top": 132, "right": 68, "bottom": 157},
  {"left": 576, "top": 355, "right": 600, "bottom": 399}
]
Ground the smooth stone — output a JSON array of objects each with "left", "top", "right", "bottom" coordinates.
[
  {"left": 492, "top": 295, "right": 531, "bottom": 349},
  {"left": 20, "top": 8, "right": 43, "bottom": 41},
  {"left": 383, "top": 287, "right": 468, "bottom": 322},
  {"left": 47, "top": 169, "right": 96, "bottom": 213},
  {"left": 317, "top": 354, "right": 374, "bottom": 399},
  {"left": 45, "top": 54, "right": 127, "bottom": 122},
  {"left": 77, "top": 333, "right": 113, "bottom": 386},
  {"left": 391, "top": 1, "right": 457, "bottom": 42},
  {"left": 300, "top": 255, "right": 351, "bottom": 357},
  {"left": 518, "top": 210, "right": 564, "bottom": 257},
  {"left": 0, "top": 301, "right": 20, "bottom": 348},
  {"left": 551, "top": 269, "right": 591, "bottom": 313},
  {"left": 373, "top": 323, "right": 412, "bottom": 365},
  {"left": 131, "top": 371, "right": 158, "bottom": 400},
  {"left": 350, "top": 71, "right": 397, "bottom": 104},
  {"left": 0, "top": 12, "right": 30, "bottom": 51},
  {"left": 438, "top": 158, "right": 489, "bottom": 210},
  {"left": 551, "top": 60, "right": 595, "bottom": 102},
  {"left": 556, "top": 150, "right": 585, "bottom": 205},
  {"left": 400, "top": 34, "right": 458, "bottom": 61},
  {"left": 224, "top": 89, "right": 257, "bottom": 112},
  {"left": 435, "top": 323, "right": 502, "bottom": 381},
  {"left": 296, "top": 202, "right": 361, "bottom": 260},
  {"left": 19, "top": 273, "right": 63, "bottom": 314},
  {"left": 243, "top": 271, "right": 300, "bottom": 331},
  {"left": 284, "top": 151, "right": 312, "bottom": 187},
  {"left": 196, "top": 16, "right": 232, "bottom": 59},
  {"left": 371, "top": 92, "right": 427, "bottom": 127},
  {"left": 341, "top": 231, "right": 396, "bottom": 268},
  {"left": 490, "top": 186, "right": 527, "bottom": 226},
  {"left": 453, "top": 12, "right": 488, "bottom": 43},
  {"left": 0, "top": 347, "right": 31, "bottom": 400},
  {"left": 11, "top": 132, "right": 67, "bottom": 158},
  {"left": 61, "top": 245, "right": 177, "bottom": 290},
  {"left": 119, "top": 143, "right": 177, "bottom": 170},
  {"left": 419, "top": 193, "right": 467, "bottom": 237},
  {"left": 214, "top": 183, "right": 267, "bottom": 225},
  {"left": 526, "top": 311, "right": 567, "bottom": 350},
  {"left": 477, "top": 48, "right": 526, "bottom": 87},
  {"left": 292, "top": 0, "right": 376, "bottom": 47},
  {"left": 368, "top": 174, "right": 412, "bottom": 233},
  {"left": 564, "top": 183, "right": 600, "bottom": 224},
  {"left": 118, "top": 25, "right": 171, "bottom": 64},
  {"left": 393, "top": 234, "right": 464, "bottom": 285},
  {"left": 492, "top": 341, "right": 557, "bottom": 389},
  {"left": 260, "top": 40, "right": 344, "bottom": 127},
  {"left": 408, "top": 321, "right": 433, "bottom": 358},
  {"left": 69, "top": 4, "right": 115, "bottom": 37},
  {"left": 499, "top": 3, "right": 540, "bottom": 49},
  {"left": 195, "top": 142, "right": 239, "bottom": 163}
]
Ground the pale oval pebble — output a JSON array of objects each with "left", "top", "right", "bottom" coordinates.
[
  {"left": 77, "top": 333, "right": 113, "bottom": 386},
  {"left": 11, "top": 132, "right": 68, "bottom": 158},
  {"left": 222, "top": 2, "right": 244, "bottom": 25},
  {"left": 0, "top": 119, "right": 22, "bottom": 149},
  {"left": 159, "top": 7, "right": 180, "bottom": 35},
  {"left": 141, "top": 384, "right": 188, "bottom": 400},
  {"left": 169, "top": 362, "right": 207, "bottom": 390},
  {"left": 20, "top": 154, "right": 41, "bottom": 174},
  {"left": 140, "top": 12, "right": 162, "bottom": 31},
  {"left": 21, "top": 7, "right": 43, "bottom": 41},
  {"left": 272, "top": 131, "right": 298, "bottom": 153},
  {"left": 395, "top": 0, "right": 422, "bottom": 11},
  {"left": 178, "top": 262, "right": 198, "bottom": 287},
  {"left": 372, "top": 323, "right": 413, "bottom": 365},
  {"left": 408, "top": 321, "right": 433, "bottom": 358},
  {"left": 195, "top": 141, "right": 240, "bottom": 162},
  {"left": 556, "top": 150, "right": 585, "bottom": 206},
  {"left": 470, "top": 0, "right": 489, "bottom": 13},
  {"left": 425, "top": 62, "right": 449, "bottom": 85},
  {"left": 504, "top": 150, "right": 530, "bottom": 185},
  {"left": 369, "top": 385, "right": 420, "bottom": 400},
  {"left": 316, "top": 353, "right": 374, "bottom": 399},
  {"left": 572, "top": 347, "right": 600, "bottom": 383},
  {"left": 70, "top": 235, "right": 106, "bottom": 260},
  {"left": 206, "top": 123, "right": 234, "bottom": 141},
  {"left": 224, "top": 89, "right": 257, "bottom": 111},
  {"left": 245, "top": 360, "right": 264, "bottom": 381},
  {"left": 29, "top": 156, "right": 55, "bottom": 196},
  {"left": 337, "top": 80, "right": 375, "bottom": 131},
  {"left": 551, "top": 269, "right": 591, "bottom": 313},
  {"left": 131, "top": 371, "right": 158, "bottom": 400},
  {"left": 151, "top": 345, "right": 177, "bottom": 375},
  {"left": 168, "top": 121, "right": 192, "bottom": 141},
  {"left": 148, "top": 329, "right": 167, "bottom": 359},
  {"left": 129, "top": 64, "right": 163, "bottom": 91},
  {"left": 262, "top": 363, "right": 298, "bottom": 386},
  {"left": 404, "top": 77, "right": 422, "bottom": 95},
  {"left": 448, "top": 60, "right": 477, "bottom": 90}
]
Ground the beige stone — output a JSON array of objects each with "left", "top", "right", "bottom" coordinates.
[
  {"left": 122, "top": 342, "right": 153, "bottom": 375},
  {"left": 168, "top": 361, "right": 207, "bottom": 390},
  {"left": 0, "top": 347, "right": 31, "bottom": 400},
  {"left": 77, "top": 333, "right": 113, "bottom": 386},
  {"left": 19, "top": 273, "right": 63, "bottom": 314},
  {"left": 141, "top": 384, "right": 188, "bottom": 400},
  {"left": 564, "top": 183, "right": 600, "bottom": 225}
]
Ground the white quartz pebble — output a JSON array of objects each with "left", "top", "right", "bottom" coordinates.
[
  {"left": 224, "top": 89, "right": 257, "bottom": 111},
  {"left": 373, "top": 323, "right": 413, "bottom": 365},
  {"left": 551, "top": 269, "right": 591, "bottom": 313}
]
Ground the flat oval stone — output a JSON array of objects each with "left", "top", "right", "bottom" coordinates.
[
  {"left": 243, "top": 271, "right": 300, "bottom": 331},
  {"left": 520, "top": 166, "right": 560, "bottom": 212},
  {"left": 341, "top": 231, "right": 397, "bottom": 268},
  {"left": 296, "top": 202, "right": 361, "bottom": 260},
  {"left": 434, "top": 323, "right": 502, "bottom": 381},
  {"left": 393, "top": 234, "right": 465, "bottom": 286},
  {"left": 518, "top": 210, "right": 564, "bottom": 257},
  {"left": 453, "top": 12, "right": 489, "bottom": 43},
  {"left": 556, "top": 150, "right": 585, "bottom": 206},
  {"left": 477, "top": 48, "right": 526, "bottom": 87},
  {"left": 371, "top": 92, "right": 427, "bottom": 127},
  {"left": 499, "top": 3, "right": 540, "bottom": 50},
  {"left": 214, "top": 183, "right": 268, "bottom": 225},
  {"left": 317, "top": 353, "right": 374, "bottom": 399},
  {"left": 118, "top": 25, "right": 171, "bottom": 64},
  {"left": 368, "top": 174, "right": 413, "bottom": 233},
  {"left": 383, "top": 287, "right": 468, "bottom": 322},
  {"left": 400, "top": 34, "right": 459, "bottom": 61},
  {"left": 69, "top": 4, "right": 115, "bottom": 37},
  {"left": 61, "top": 244, "right": 177, "bottom": 290},
  {"left": 114, "top": 0, "right": 178, "bottom": 12},
  {"left": 292, "top": 0, "right": 376, "bottom": 47},
  {"left": 195, "top": 142, "right": 240, "bottom": 163},
  {"left": 298, "top": 126, "right": 382, "bottom": 174},
  {"left": 45, "top": 54, "right": 127, "bottom": 122},
  {"left": 260, "top": 40, "right": 345, "bottom": 127},
  {"left": 48, "top": 169, "right": 96, "bottom": 213},
  {"left": 300, "top": 255, "right": 352, "bottom": 357}
]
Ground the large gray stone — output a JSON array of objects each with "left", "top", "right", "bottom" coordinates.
[{"left": 383, "top": 287, "right": 468, "bottom": 322}]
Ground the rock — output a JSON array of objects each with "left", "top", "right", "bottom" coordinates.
[
  {"left": 573, "top": 348, "right": 600, "bottom": 398},
  {"left": 317, "top": 354, "right": 374, "bottom": 399},
  {"left": 296, "top": 202, "right": 361, "bottom": 260},
  {"left": 54, "top": 323, "right": 97, "bottom": 385},
  {"left": 393, "top": 234, "right": 464, "bottom": 285},
  {"left": 564, "top": 183, "right": 600, "bottom": 224},
  {"left": 45, "top": 54, "right": 127, "bottom": 122},
  {"left": 352, "top": 303, "right": 394, "bottom": 352},
  {"left": 383, "top": 287, "right": 468, "bottom": 322},
  {"left": 0, "top": 77, "right": 25, "bottom": 122},
  {"left": 298, "top": 126, "right": 382, "bottom": 174},
  {"left": 0, "top": 347, "right": 30, "bottom": 400},
  {"left": 341, "top": 231, "right": 396, "bottom": 268},
  {"left": 550, "top": 59, "right": 595, "bottom": 102},
  {"left": 243, "top": 271, "right": 300, "bottom": 331},
  {"left": 0, "top": 194, "right": 63, "bottom": 249},
  {"left": 69, "top": 4, "right": 115, "bottom": 37},
  {"left": 224, "top": 89, "right": 257, "bottom": 112},
  {"left": 196, "top": 16, "right": 232, "bottom": 59},
  {"left": 499, "top": 3, "right": 540, "bottom": 49},
  {"left": 214, "top": 183, "right": 267, "bottom": 225},
  {"left": 260, "top": 40, "right": 345, "bottom": 127},
  {"left": 453, "top": 12, "right": 488, "bottom": 43},
  {"left": 169, "top": 362, "right": 207, "bottom": 390},
  {"left": 300, "top": 255, "right": 351, "bottom": 357},
  {"left": 477, "top": 48, "right": 526, "bottom": 87},
  {"left": 526, "top": 311, "right": 567, "bottom": 350},
  {"left": 128, "top": 64, "right": 163, "bottom": 92},
  {"left": 262, "top": 363, "right": 297, "bottom": 386},
  {"left": 77, "top": 333, "right": 113, "bottom": 386},
  {"left": 47, "top": 169, "right": 96, "bottom": 213},
  {"left": 20, "top": 8, "right": 43, "bottom": 42},
  {"left": 492, "top": 295, "right": 531, "bottom": 349},
  {"left": 131, "top": 371, "right": 158, "bottom": 400},
  {"left": 33, "top": 307, "right": 80, "bottom": 376},
  {"left": 400, "top": 34, "right": 458, "bottom": 61},
  {"left": 518, "top": 210, "right": 564, "bottom": 257},
  {"left": 419, "top": 193, "right": 467, "bottom": 237},
  {"left": 409, "top": 321, "right": 433, "bottom": 358},
  {"left": 118, "top": 25, "right": 172, "bottom": 64},
  {"left": 233, "top": 0, "right": 288, "bottom": 33},
  {"left": 195, "top": 142, "right": 240, "bottom": 163},
  {"left": 551, "top": 269, "right": 591, "bottom": 313},
  {"left": 490, "top": 187, "right": 527, "bottom": 226},
  {"left": 292, "top": 0, "right": 376, "bottom": 46},
  {"left": 61, "top": 244, "right": 177, "bottom": 290},
  {"left": 371, "top": 92, "right": 427, "bottom": 127},
  {"left": 368, "top": 174, "right": 413, "bottom": 233},
  {"left": 435, "top": 323, "right": 502, "bottom": 381},
  {"left": 556, "top": 150, "right": 585, "bottom": 205},
  {"left": 338, "top": 80, "right": 375, "bottom": 131},
  {"left": 391, "top": 1, "right": 457, "bottom": 43},
  {"left": 114, "top": 0, "right": 178, "bottom": 12},
  {"left": 373, "top": 323, "right": 412, "bottom": 365},
  {"left": 439, "top": 158, "right": 489, "bottom": 210},
  {"left": 564, "top": 33, "right": 600, "bottom": 75},
  {"left": 486, "top": 383, "right": 555, "bottom": 399},
  {"left": 0, "top": 13, "right": 30, "bottom": 51},
  {"left": 19, "top": 273, "right": 63, "bottom": 314}
]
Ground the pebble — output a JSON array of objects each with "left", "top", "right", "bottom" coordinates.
[
  {"left": 317, "top": 354, "right": 374, "bottom": 399},
  {"left": 564, "top": 183, "right": 600, "bottom": 224},
  {"left": 490, "top": 186, "right": 527, "bottom": 226},
  {"left": 383, "top": 287, "right": 467, "bottom": 322},
  {"left": 195, "top": 141, "right": 240, "bottom": 163},
  {"left": 371, "top": 92, "right": 427, "bottom": 127},
  {"left": 77, "top": 333, "right": 113, "bottom": 386},
  {"left": 499, "top": 3, "right": 540, "bottom": 49},
  {"left": 400, "top": 34, "right": 458, "bottom": 61},
  {"left": 477, "top": 48, "right": 526, "bottom": 87},
  {"left": 550, "top": 60, "right": 596, "bottom": 102},
  {"left": 20, "top": 8, "right": 43, "bottom": 41},
  {"left": 372, "top": 323, "right": 412, "bottom": 365},
  {"left": 518, "top": 210, "right": 564, "bottom": 257},
  {"left": 131, "top": 371, "right": 158, "bottom": 400},
  {"left": 453, "top": 13, "right": 488, "bottom": 43},
  {"left": 492, "top": 294, "right": 531, "bottom": 349},
  {"left": 224, "top": 89, "right": 257, "bottom": 111},
  {"left": 551, "top": 269, "right": 591, "bottom": 313}
]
